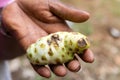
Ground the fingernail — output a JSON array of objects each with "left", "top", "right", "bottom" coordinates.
[
  {"left": 37, "top": 67, "right": 51, "bottom": 78},
  {"left": 52, "top": 65, "right": 67, "bottom": 77},
  {"left": 84, "top": 49, "right": 95, "bottom": 63},
  {"left": 67, "top": 60, "right": 81, "bottom": 72}
]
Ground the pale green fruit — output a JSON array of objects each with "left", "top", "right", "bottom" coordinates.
[{"left": 26, "top": 32, "right": 90, "bottom": 65}]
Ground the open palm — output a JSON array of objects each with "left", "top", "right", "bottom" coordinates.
[{"left": 1, "top": 0, "right": 94, "bottom": 78}]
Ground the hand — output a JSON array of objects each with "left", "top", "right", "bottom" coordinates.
[{"left": 1, "top": 0, "right": 94, "bottom": 78}]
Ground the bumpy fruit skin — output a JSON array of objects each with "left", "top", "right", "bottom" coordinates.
[{"left": 26, "top": 32, "right": 90, "bottom": 65}]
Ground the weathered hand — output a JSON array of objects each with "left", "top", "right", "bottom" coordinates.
[{"left": 1, "top": 0, "right": 94, "bottom": 78}]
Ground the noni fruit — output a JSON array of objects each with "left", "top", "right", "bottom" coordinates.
[{"left": 26, "top": 32, "right": 90, "bottom": 65}]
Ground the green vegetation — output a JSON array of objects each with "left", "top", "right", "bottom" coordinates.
[{"left": 71, "top": 22, "right": 93, "bottom": 36}]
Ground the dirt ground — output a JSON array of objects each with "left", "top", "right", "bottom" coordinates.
[{"left": 8, "top": 0, "right": 120, "bottom": 80}]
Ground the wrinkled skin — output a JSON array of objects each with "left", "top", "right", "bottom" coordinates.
[{"left": 0, "top": 0, "right": 94, "bottom": 78}]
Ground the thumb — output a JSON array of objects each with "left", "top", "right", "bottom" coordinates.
[{"left": 49, "top": 1, "right": 90, "bottom": 23}]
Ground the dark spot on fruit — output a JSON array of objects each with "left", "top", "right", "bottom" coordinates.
[
  {"left": 34, "top": 48, "right": 37, "bottom": 53},
  {"left": 64, "top": 40, "right": 67, "bottom": 44},
  {"left": 69, "top": 48, "right": 73, "bottom": 51},
  {"left": 64, "top": 44, "right": 67, "bottom": 48},
  {"left": 77, "top": 38, "right": 87, "bottom": 47},
  {"left": 52, "top": 39, "right": 59, "bottom": 47},
  {"left": 51, "top": 34, "right": 60, "bottom": 41},
  {"left": 47, "top": 39, "right": 52, "bottom": 45},
  {"left": 53, "top": 44, "right": 59, "bottom": 50},
  {"left": 29, "top": 54, "right": 32, "bottom": 58},
  {"left": 40, "top": 43, "right": 45, "bottom": 48},
  {"left": 36, "top": 59, "right": 40, "bottom": 64},
  {"left": 62, "top": 55, "right": 65, "bottom": 58},
  {"left": 48, "top": 48, "right": 54, "bottom": 56},
  {"left": 67, "top": 52, "right": 70, "bottom": 55},
  {"left": 51, "top": 34, "right": 62, "bottom": 47},
  {"left": 69, "top": 40, "right": 73, "bottom": 45},
  {"left": 55, "top": 58, "right": 61, "bottom": 64},
  {"left": 62, "top": 48, "right": 65, "bottom": 51},
  {"left": 75, "top": 48, "right": 79, "bottom": 52},
  {"left": 41, "top": 56, "right": 47, "bottom": 61}
]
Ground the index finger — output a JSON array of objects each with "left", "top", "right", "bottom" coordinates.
[{"left": 49, "top": 1, "right": 90, "bottom": 23}]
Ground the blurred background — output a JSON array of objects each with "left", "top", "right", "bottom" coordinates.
[{"left": 9, "top": 0, "right": 120, "bottom": 80}]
